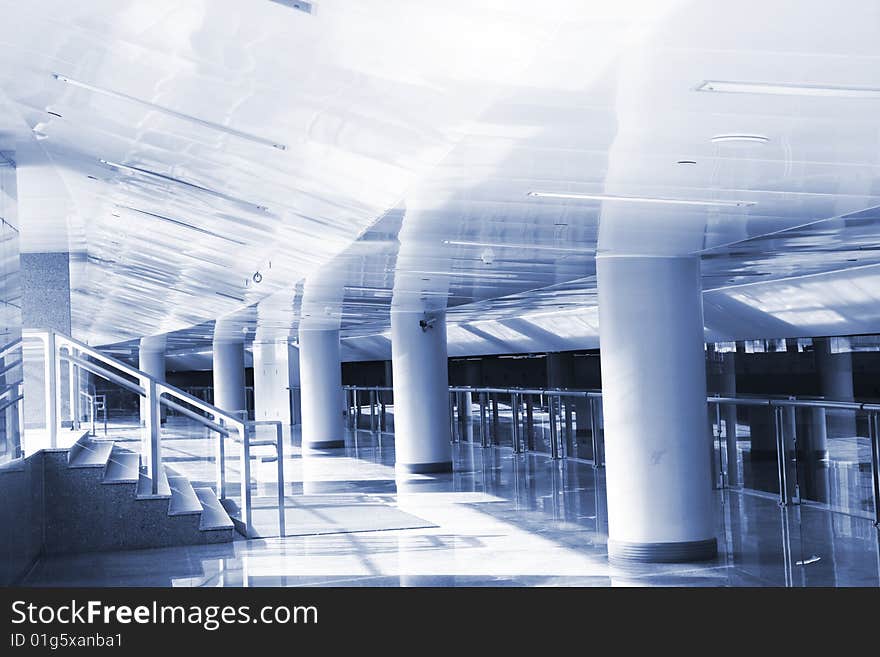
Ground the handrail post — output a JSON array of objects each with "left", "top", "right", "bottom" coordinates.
[
  {"left": 563, "top": 397, "right": 573, "bottom": 457},
  {"left": 525, "top": 394, "right": 534, "bottom": 451},
  {"left": 144, "top": 378, "right": 162, "bottom": 495},
  {"left": 549, "top": 394, "right": 559, "bottom": 459},
  {"left": 45, "top": 331, "right": 58, "bottom": 447},
  {"left": 715, "top": 400, "right": 724, "bottom": 489},
  {"left": 216, "top": 419, "right": 227, "bottom": 499},
  {"left": 68, "top": 358, "right": 77, "bottom": 430},
  {"left": 773, "top": 404, "right": 789, "bottom": 506},
  {"left": 369, "top": 388, "right": 377, "bottom": 433},
  {"left": 240, "top": 421, "right": 252, "bottom": 537},
  {"left": 449, "top": 392, "right": 457, "bottom": 443},
  {"left": 275, "top": 422, "right": 286, "bottom": 537},
  {"left": 491, "top": 393, "right": 499, "bottom": 445},
  {"left": 479, "top": 392, "right": 488, "bottom": 447},
  {"left": 869, "top": 411, "right": 880, "bottom": 528},
  {"left": 589, "top": 395, "right": 602, "bottom": 468},
  {"left": 511, "top": 393, "right": 521, "bottom": 453}
]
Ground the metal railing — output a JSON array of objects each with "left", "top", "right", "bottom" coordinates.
[
  {"left": 79, "top": 390, "right": 107, "bottom": 436},
  {"left": 344, "top": 383, "right": 880, "bottom": 527},
  {"left": 22, "top": 329, "right": 283, "bottom": 538},
  {"left": 0, "top": 338, "right": 24, "bottom": 462}
]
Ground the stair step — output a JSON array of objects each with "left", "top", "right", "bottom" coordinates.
[
  {"left": 68, "top": 439, "right": 113, "bottom": 469},
  {"left": 136, "top": 468, "right": 171, "bottom": 499},
  {"left": 167, "top": 476, "right": 203, "bottom": 516},
  {"left": 102, "top": 447, "right": 140, "bottom": 484},
  {"left": 194, "top": 488, "right": 234, "bottom": 531},
  {"left": 249, "top": 439, "right": 277, "bottom": 447}
]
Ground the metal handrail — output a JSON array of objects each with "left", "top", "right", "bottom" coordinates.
[
  {"left": 343, "top": 382, "right": 880, "bottom": 525},
  {"left": 0, "top": 338, "right": 22, "bottom": 360},
  {"left": 0, "top": 392, "right": 23, "bottom": 415},
  {"left": 21, "top": 328, "right": 283, "bottom": 538}
]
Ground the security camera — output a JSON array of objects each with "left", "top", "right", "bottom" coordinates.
[{"left": 419, "top": 317, "right": 437, "bottom": 332}]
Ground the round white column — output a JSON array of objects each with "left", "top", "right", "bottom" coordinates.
[
  {"left": 139, "top": 335, "right": 166, "bottom": 381},
  {"left": 139, "top": 335, "right": 166, "bottom": 423},
  {"left": 597, "top": 255, "right": 716, "bottom": 563},
  {"left": 212, "top": 339, "right": 247, "bottom": 416},
  {"left": 298, "top": 328, "right": 343, "bottom": 449},
  {"left": 390, "top": 310, "right": 453, "bottom": 473}
]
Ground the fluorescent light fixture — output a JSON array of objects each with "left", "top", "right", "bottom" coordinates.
[
  {"left": 120, "top": 206, "right": 247, "bottom": 245},
  {"left": 53, "top": 73, "right": 287, "bottom": 150},
  {"left": 527, "top": 191, "right": 755, "bottom": 208},
  {"left": 344, "top": 285, "right": 455, "bottom": 297},
  {"left": 215, "top": 291, "right": 245, "bottom": 302},
  {"left": 696, "top": 79, "right": 880, "bottom": 99},
  {"left": 407, "top": 269, "right": 519, "bottom": 280},
  {"left": 710, "top": 134, "right": 769, "bottom": 144},
  {"left": 443, "top": 239, "right": 591, "bottom": 253},
  {"left": 100, "top": 159, "right": 269, "bottom": 213}
]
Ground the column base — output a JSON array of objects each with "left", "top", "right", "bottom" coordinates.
[
  {"left": 396, "top": 461, "right": 453, "bottom": 474},
  {"left": 303, "top": 439, "right": 345, "bottom": 449},
  {"left": 608, "top": 538, "right": 717, "bottom": 564}
]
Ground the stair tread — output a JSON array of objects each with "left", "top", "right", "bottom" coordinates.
[
  {"left": 68, "top": 440, "right": 113, "bottom": 468},
  {"left": 102, "top": 447, "right": 140, "bottom": 484},
  {"left": 136, "top": 468, "right": 171, "bottom": 499},
  {"left": 167, "top": 476, "right": 202, "bottom": 516},
  {"left": 248, "top": 439, "right": 277, "bottom": 446},
  {"left": 194, "top": 488, "right": 234, "bottom": 530}
]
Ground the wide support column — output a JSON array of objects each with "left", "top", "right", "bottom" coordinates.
[
  {"left": 298, "top": 328, "right": 343, "bottom": 449},
  {"left": 138, "top": 335, "right": 166, "bottom": 424},
  {"left": 212, "top": 338, "right": 247, "bottom": 416},
  {"left": 597, "top": 255, "right": 717, "bottom": 563},
  {"left": 253, "top": 340, "right": 300, "bottom": 425},
  {"left": 814, "top": 337, "right": 856, "bottom": 438},
  {"left": 390, "top": 310, "right": 453, "bottom": 473}
]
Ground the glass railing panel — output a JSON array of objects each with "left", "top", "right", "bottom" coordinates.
[
  {"left": 737, "top": 404, "right": 782, "bottom": 499},
  {"left": 795, "top": 406, "right": 874, "bottom": 520}
]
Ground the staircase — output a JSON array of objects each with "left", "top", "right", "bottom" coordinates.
[{"left": 42, "top": 433, "right": 233, "bottom": 555}]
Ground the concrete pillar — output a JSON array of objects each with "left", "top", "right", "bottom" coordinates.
[
  {"left": 21, "top": 252, "right": 71, "bottom": 432},
  {"left": 814, "top": 337, "right": 856, "bottom": 438},
  {"left": 253, "top": 340, "right": 300, "bottom": 425},
  {"left": 298, "top": 327, "right": 343, "bottom": 449},
  {"left": 138, "top": 334, "right": 166, "bottom": 423},
  {"left": 212, "top": 336, "right": 247, "bottom": 416},
  {"left": 391, "top": 310, "right": 453, "bottom": 473},
  {"left": 597, "top": 255, "right": 716, "bottom": 563}
]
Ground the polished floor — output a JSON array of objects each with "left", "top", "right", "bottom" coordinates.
[{"left": 23, "top": 417, "right": 880, "bottom": 587}]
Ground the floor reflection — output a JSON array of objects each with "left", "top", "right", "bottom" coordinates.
[{"left": 22, "top": 417, "right": 880, "bottom": 587}]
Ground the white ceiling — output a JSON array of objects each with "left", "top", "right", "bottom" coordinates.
[{"left": 3, "top": 0, "right": 880, "bottom": 360}]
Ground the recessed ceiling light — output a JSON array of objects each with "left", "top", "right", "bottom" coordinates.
[
  {"left": 527, "top": 191, "right": 755, "bottom": 208},
  {"left": 696, "top": 79, "right": 880, "bottom": 99},
  {"left": 710, "top": 134, "right": 769, "bottom": 144},
  {"left": 53, "top": 73, "right": 287, "bottom": 151}
]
